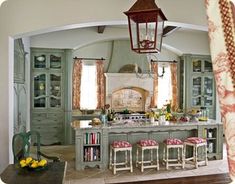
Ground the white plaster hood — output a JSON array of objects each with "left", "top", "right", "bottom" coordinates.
[{"left": 104, "top": 73, "right": 153, "bottom": 96}]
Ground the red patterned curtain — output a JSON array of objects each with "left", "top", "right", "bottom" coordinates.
[
  {"left": 96, "top": 60, "right": 105, "bottom": 109},
  {"left": 72, "top": 59, "right": 82, "bottom": 109},
  {"left": 151, "top": 62, "right": 158, "bottom": 108},
  {"left": 206, "top": 0, "right": 235, "bottom": 180},
  {"left": 170, "top": 63, "right": 178, "bottom": 111}
]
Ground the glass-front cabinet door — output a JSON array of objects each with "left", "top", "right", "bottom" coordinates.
[
  {"left": 203, "top": 76, "right": 214, "bottom": 107},
  {"left": 192, "top": 76, "right": 202, "bottom": 106},
  {"left": 50, "top": 54, "right": 62, "bottom": 69},
  {"left": 49, "top": 73, "right": 62, "bottom": 108},
  {"left": 192, "top": 59, "right": 202, "bottom": 73},
  {"left": 203, "top": 60, "right": 213, "bottom": 72},
  {"left": 192, "top": 59, "right": 213, "bottom": 73},
  {"left": 33, "top": 73, "right": 47, "bottom": 108},
  {"left": 191, "top": 76, "right": 214, "bottom": 107},
  {"left": 33, "top": 52, "right": 63, "bottom": 70},
  {"left": 33, "top": 54, "right": 46, "bottom": 69}
]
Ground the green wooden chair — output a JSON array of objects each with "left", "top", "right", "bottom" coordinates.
[{"left": 12, "top": 130, "right": 60, "bottom": 163}]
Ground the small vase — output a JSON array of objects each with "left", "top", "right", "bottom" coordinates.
[
  {"left": 159, "top": 115, "right": 165, "bottom": 124},
  {"left": 150, "top": 117, "right": 155, "bottom": 123},
  {"left": 100, "top": 114, "right": 107, "bottom": 126}
]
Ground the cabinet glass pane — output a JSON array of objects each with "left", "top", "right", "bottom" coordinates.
[
  {"left": 192, "top": 77, "right": 202, "bottom": 97},
  {"left": 34, "top": 98, "right": 46, "bottom": 108},
  {"left": 192, "top": 97, "right": 201, "bottom": 106},
  {"left": 49, "top": 74, "right": 61, "bottom": 108},
  {"left": 34, "top": 74, "right": 46, "bottom": 97},
  {"left": 204, "top": 77, "right": 213, "bottom": 97},
  {"left": 34, "top": 74, "right": 46, "bottom": 108},
  {"left": 204, "top": 96, "right": 213, "bottom": 106},
  {"left": 34, "top": 55, "right": 46, "bottom": 69},
  {"left": 192, "top": 60, "right": 201, "bottom": 72},
  {"left": 50, "top": 55, "right": 61, "bottom": 69},
  {"left": 50, "top": 74, "right": 61, "bottom": 97},
  {"left": 204, "top": 60, "right": 213, "bottom": 72},
  {"left": 50, "top": 97, "right": 61, "bottom": 108}
]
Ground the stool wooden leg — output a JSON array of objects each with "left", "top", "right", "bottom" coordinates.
[
  {"left": 182, "top": 147, "right": 185, "bottom": 169},
  {"left": 136, "top": 146, "right": 139, "bottom": 167},
  {"left": 195, "top": 145, "right": 198, "bottom": 169},
  {"left": 205, "top": 144, "right": 208, "bottom": 166},
  {"left": 166, "top": 147, "right": 169, "bottom": 170},
  {"left": 150, "top": 149, "right": 153, "bottom": 165},
  {"left": 130, "top": 149, "right": 133, "bottom": 172},
  {"left": 163, "top": 146, "right": 165, "bottom": 165},
  {"left": 141, "top": 148, "right": 144, "bottom": 172},
  {"left": 109, "top": 146, "right": 112, "bottom": 170},
  {"left": 193, "top": 145, "right": 196, "bottom": 162},
  {"left": 125, "top": 150, "right": 128, "bottom": 167},
  {"left": 178, "top": 147, "right": 180, "bottom": 163},
  {"left": 157, "top": 147, "right": 160, "bottom": 170},
  {"left": 113, "top": 150, "right": 117, "bottom": 174}
]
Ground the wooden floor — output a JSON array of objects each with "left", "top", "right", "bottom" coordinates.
[{"left": 112, "top": 173, "right": 232, "bottom": 184}]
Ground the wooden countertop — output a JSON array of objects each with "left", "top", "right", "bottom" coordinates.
[
  {"left": 0, "top": 162, "right": 67, "bottom": 184},
  {"left": 72, "top": 119, "right": 222, "bottom": 130}
]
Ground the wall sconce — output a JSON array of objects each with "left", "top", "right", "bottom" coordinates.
[{"left": 124, "top": 0, "right": 167, "bottom": 53}]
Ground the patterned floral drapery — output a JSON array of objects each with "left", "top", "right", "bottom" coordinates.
[
  {"left": 206, "top": 0, "right": 235, "bottom": 180},
  {"left": 151, "top": 62, "right": 158, "bottom": 108},
  {"left": 170, "top": 63, "right": 178, "bottom": 111},
  {"left": 72, "top": 59, "right": 82, "bottom": 109},
  {"left": 96, "top": 60, "right": 105, "bottom": 109}
]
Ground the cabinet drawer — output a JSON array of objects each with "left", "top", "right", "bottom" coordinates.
[
  {"left": 32, "top": 119, "right": 63, "bottom": 126},
  {"left": 31, "top": 126, "right": 63, "bottom": 145},
  {"left": 47, "top": 113, "right": 64, "bottom": 119},
  {"left": 32, "top": 112, "right": 64, "bottom": 120},
  {"left": 32, "top": 113, "right": 47, "bottom": 120},
  {"left": 32, "top": 112, "right": 64, "bottom": 125},
  {"left": 40, "top": 136, "right": 62, "bottom": 145},
  {"left": 31, "top": 124, "right": 62, "bottom": 133}
]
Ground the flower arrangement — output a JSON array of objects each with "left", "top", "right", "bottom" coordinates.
[
  {"left": 145, "top": 111, "right": 156, "bottom": 119},
  {"left": 19, "top": 157, "right": 47, "bottom": 170}
]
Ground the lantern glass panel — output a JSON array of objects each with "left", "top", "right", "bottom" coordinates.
[
  {"left": 156, "top": 14, "right": 164, "bottom": 51},
  {"left": 129, "top": 18, "right": 138, "bottom": 50}
]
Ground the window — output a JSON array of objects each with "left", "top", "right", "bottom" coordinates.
[
  {"left": 80, "top": 64, "right": 97, "bottom": 109},
  {"left": 157, "top": 65, "right": 172, "bottom": 108}
]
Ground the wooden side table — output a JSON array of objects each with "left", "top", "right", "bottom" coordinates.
[{"left": 0, "top": 162, "right": 67, "bottom": 184}]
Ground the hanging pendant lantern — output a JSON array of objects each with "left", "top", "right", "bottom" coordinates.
[{"left": 124, "top": 0, "right": 167, "bottom": 53}]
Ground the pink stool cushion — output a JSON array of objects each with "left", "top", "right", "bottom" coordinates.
[
  {"left": 184, "top": 137, "right": 206, "bottom": 144},
  {"left": 163, "top": 138, "right": 183, "bottom": 145},
  {"left": 112, "top": 140, "right": 132, "bottom": 148},
  {"left": 138, "top": 139, "right": 158, "bottom": 147}
]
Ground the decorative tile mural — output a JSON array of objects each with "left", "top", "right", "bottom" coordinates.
[{"left": 112, "top": 88, "right": 143, "bottom": 112}]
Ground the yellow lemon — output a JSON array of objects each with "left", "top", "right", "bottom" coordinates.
[
  {"left": 38, "top": 159, "right": 47, "bottom": 167},
  {"left": 32, "top": 160, "right": 38, "bottom": 164},
  {"left": 19, "top": 159, "right": 26, "bottom": 165},
  {"left": 30, "top": 163, "right": 38, "bottom": 168},
  {"left": 25, "top": 157, "right": 33, "bottom": 164},
  {"left": 20, "top": 162, "right": 27, "bottom": 168}
]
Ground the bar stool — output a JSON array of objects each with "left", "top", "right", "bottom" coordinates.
[
  {"left": 109, "top": 140, "right": 133, "bottom": 174},
  {"left": 136, "top": 139, "right": 159, "bottom": 172},
  {"left": 184, "top": 137, "right": 208, "bottom": 168},
  {"left": 163, "top": 138, "right": 185, "bottom": 170}
]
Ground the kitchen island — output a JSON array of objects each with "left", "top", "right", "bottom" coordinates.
[{"left": 72, "top": 119, "right": 223, "bottom": 170}]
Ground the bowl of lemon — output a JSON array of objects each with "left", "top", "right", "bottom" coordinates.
[{"left": 19, "top": 157, "right": 48, "bottom": 171}]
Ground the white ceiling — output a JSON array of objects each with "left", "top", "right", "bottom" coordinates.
[{"left": 29, "top": 0, "right": 210, "bottom": 55}]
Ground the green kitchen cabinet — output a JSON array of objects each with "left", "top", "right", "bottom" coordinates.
[
  {"left": 181, "top": 54, "right": 216, "bottom": 119},
  {"left": 31, "top": 48, "right": 65, "bottom": 145}
]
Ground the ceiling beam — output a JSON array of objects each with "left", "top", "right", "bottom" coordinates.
[
  {"left": 163, "top": 26, "right": 179, "bottom": 37},
  {"left": 97, "top": 26, "right": 106, "bottom": 34}
]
